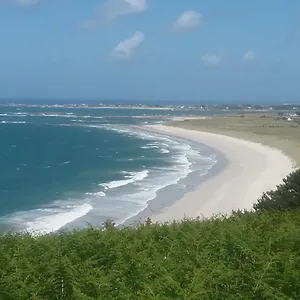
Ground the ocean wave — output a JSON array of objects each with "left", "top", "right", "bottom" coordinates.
[
  {"left": 59, "top": 161, "right": 71, "bottom": 165},
  {"left": 140, "top": 145, "right": 159, "bottom": 149},
  {"left": 5, "top": 203, "right": 93, "bottom": 235},
  {"left": 94, "top": 126, "right": 178, "bottom": 155},
  {"left": 114, "top": 168, "right": 194, "bottom": 225},
  {"left": 117, "top": 155, "right": 217, "bottom": 225},
  {"left": 53, "top": 123, "right": 72, "bottom": 127},
  {"left": 1, "top": 121, "right": 26, "bottom": 124},
  {"left": 100, "top": 170, "right": 149, "bottom": 190},
  {"left": 24, "top": 113, "right": 105, "bottom": 120},
  {"left": 140, "top": 140, "right": 172, "bottom": 150},
  {"left": 85, "top": 191, "right": 106, "bottom": 197},
  {"left": 88, "top": 122, "right": 216, "bottom": 181},
  {"left": 14, "top": 113, "right": 28, "bottom": 116},
  {"left": 0, "top": 112, "right": 104, "bottom": 120},
  {"left": 85, "top": 124, "right": 177, "bottom": 145},
  {"left": 160, "top": 148, "right": 170, "bottom": 154},
  {"left": 26, "top": 203, "right": 93, "bottom": 235},
  {"left": 0, "top": 113, "right": 28, "bottom": 117}
]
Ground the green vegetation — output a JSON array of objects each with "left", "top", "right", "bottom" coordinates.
[
  {"left": 171, "top": 114, "right": 300, "bottom": 166},
  {"left": 1, "top": 211, "right": 300, "bottom": 299},
  {"left": 254, "top": 169, "right": 300, "bottom": 212},
  {"left": 0, "top": 169, "right": 300, "bottom": 299}
]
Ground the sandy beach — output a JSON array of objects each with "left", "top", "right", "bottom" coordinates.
[{"left": 144, "top": 124, "right": 295, "bottom": 223}]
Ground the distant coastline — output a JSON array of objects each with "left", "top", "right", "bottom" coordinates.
[{"left": 0, "top": 102, "right": 299, "bottom": 113}]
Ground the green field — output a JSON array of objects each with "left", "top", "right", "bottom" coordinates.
[{"left": 171, "top": 114, "right": 300, "bottom": 167}]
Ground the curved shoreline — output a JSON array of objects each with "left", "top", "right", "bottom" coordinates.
[
  {"left": 122, "top": 133, "right": 227, "bottom": 227},
  {"left": 129, "top": 124, "right": 295, "bottom": 224}
]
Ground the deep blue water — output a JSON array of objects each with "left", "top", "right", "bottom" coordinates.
[{"left": 0, "top": 106, "right": 218, "bottom": 233}]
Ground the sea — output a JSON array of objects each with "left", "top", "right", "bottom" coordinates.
[{"left": 0, "top": 105, "right": 221, "bottom": 234}]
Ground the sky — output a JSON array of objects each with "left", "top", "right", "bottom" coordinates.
[{"left": 0, "top": 0, "right": 299, "bottom": 104}]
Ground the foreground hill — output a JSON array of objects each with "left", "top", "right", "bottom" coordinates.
[{"left": 1, "top": 210, "right": 300, "bottom": 299}]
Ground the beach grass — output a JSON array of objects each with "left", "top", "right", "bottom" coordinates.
[{"left": 170, "top": 114, "right": 300, "bottom": 167}]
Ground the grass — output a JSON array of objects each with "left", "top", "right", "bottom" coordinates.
[
  {"left": 1, "top": 211, "right": 300, "bottom": 299},
  {"left": 170, "top": 114, "right": 300, "bottom": 167}
]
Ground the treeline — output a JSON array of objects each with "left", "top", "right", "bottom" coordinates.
[{"left": 0, "top": 169, "right": 300, "bottom": 300}]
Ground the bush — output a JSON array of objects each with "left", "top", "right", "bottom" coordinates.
[
  {"left": 1, "top": 211, "right": 300, "bottom": 299},
  {"left": 254, "top": 169, "right": 300, "bottom": 212}
]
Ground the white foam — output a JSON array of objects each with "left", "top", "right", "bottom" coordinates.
[
  {"left": 86, "top": 124, "right": 176, "bottom": 146},
  {"left": 79, "top": 123, "right": 218, "bottom": 226},
  {"left": 114, "top": 168, "right": 194, "bottom": 225},
  {"left": 1, "top": 121, "right": 26, "bottom": 124},
  {"left": 25, "top": 203, "right": 93, "bottom": 235},
  {"left": 160, "top": 148, "right": 170, "bottom": 154},
  {"left": 133, "top": 170, "right": 149, "bottom": 181},
  {"left": 0, "top": 113, "right": 27, "bottom": 117},
  {"left": 29, "top": 113, "right": 100, "bottom": 119},
  {"left": 85, "top": 191, "right": 106, "bottom": 197},
  {"left": 100, "top": 170, "right": 149, "bottom": 190},
  {"left": 174, "top": 154, "right": 192, "bottom": 166},
  {"left": 41, "top": 113, "right": 59, "bottom": 117},
  {"left": 140, "top": 145, "right": 159, "bottom": 149}
]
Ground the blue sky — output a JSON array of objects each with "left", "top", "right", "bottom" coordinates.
[{"left": 0, "top": 0, "right": 299, "bottom": 103}]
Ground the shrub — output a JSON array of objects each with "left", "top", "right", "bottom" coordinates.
[
  {"left": 254, "top": 169, "right": 300, "bottom": 212},
  {"left": 1, "top": 211, "right": 300, "bottom": 299}
]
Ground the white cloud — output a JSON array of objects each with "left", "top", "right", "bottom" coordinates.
[
  {"left": 201, "top": 53, "right": 222, "bottom": 66},
  {"left": 84, "top": 0, "right": 147, "bottom": 28},
  {"left": 16, "top": 0, "right": 39, "bottom": 6},
  {"left": 111, "top": 31, "right": 145, "bottom": 61},
  {"left": 242, "top": 51, "right": 256, "bottom": 61},
  {"left": 172, "top": 10, "right": 202, "bottom": 31}
]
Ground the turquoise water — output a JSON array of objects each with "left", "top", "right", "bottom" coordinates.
[{"left": 0, "top": 106, "right": 218, "bottom": 233}]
